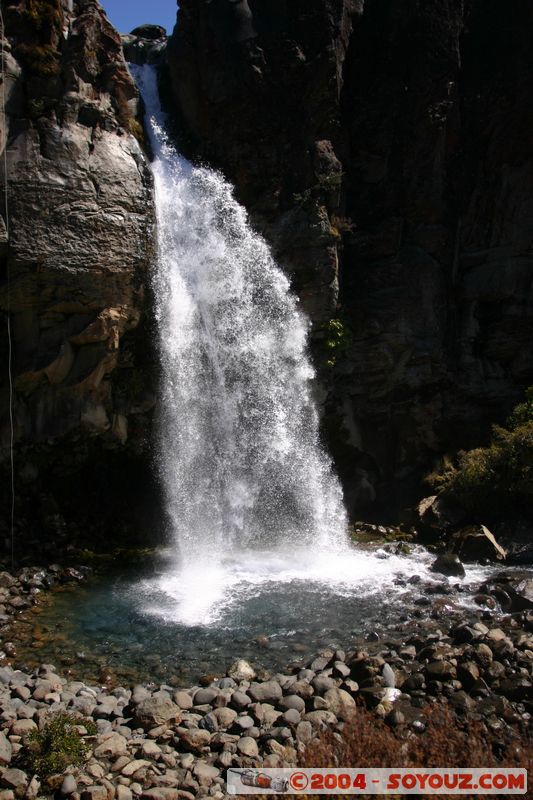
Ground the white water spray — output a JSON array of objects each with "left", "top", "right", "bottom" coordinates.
[{"left": 134, "top": 65, "right": 347, "bottom": 562}]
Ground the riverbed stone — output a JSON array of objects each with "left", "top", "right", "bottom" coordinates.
[
  {"left": 230, "top": 691, "right": 250, "bottom": 710},
  {"left": 324, "top": 688, "right": 356, "bottom": 716},
  {"left": 449, "top": 691, "right": 476, "bottom": 712},
  {"left": 233, "top": 715, "right": 254, "bottom": 732},
  {"left": 141, "top": 791, "right": 178, "bottom": 800},
  {"left": 425, "top": 661, "right": 457, "bottom": 681},
  {"left": 382, "top": 664, "right": 396, "bottom": 688},
  {"left": 311, "top": 675, "right": 336, "bottom": 694},
  {"left": 295, "top": 721, "right": 313, "bottom": 743},
  {"left": 289, "top": 681, "right": 314, "bottom": 699},
  {"left": 0, "top": 769, "right": 27, "bottom": 796},
  {"left": 227, "top": 660, "right": 255, "bottom": 682},
  {"left": 213, "top": 707, "right": 237, "bottom": 728},
  {"left": 431, "top": 554, "right": 465, "bottom": 578},
  {"left": 134, "top": 698, "right": 180, "bottom": 730},
  {"left": 0, "top": 734, "right": 12, "bottom": 766},
  {"left": 94, "top": 733, "right": 129, "bottom": 758},
  {"left": 60, "top": 775, "right": 77, "bottom": 796},
  {"left": 278, "top": 695, "right": 305, "bottom": 713},
  {"left": 248, "top": 681, "right": 282, "bottom": 703},
  {"left": 457, "top": 661, "right": 480, "bottom": 689},
  {"left": 172, "top": 692, "right": 193, "bottom": 710},
  {"left": 9, "top": 719, "right": 36, "bottom": 737},
  {"left": 192, "top": 762, "right": 220, "bottom": 783},
  {"left": 237, "top": 737, "right": 259, "bottom": 758},
  {"left": 310, "top": 656, "right": 331, "bottom": 672},
  {"left": 94, "top": 696, "right": 119, "bottom": 719},
  {"left": 282, "top": 708, "right": 301, "bottom": 725},
  {"left": 176, "top": 728, "right": 211, "bottom": 753},
  {"left": 121, "top": 760, "right": 154, "bottom": 777},
  {"left": 332, "top": 662, "right": 351, "bottom": 679},
  {"left": 303, "top": 710, "right": 337, "bottom": 726},
  {"left": 193, "top": 688, "right": 218, "bottom": 706}
]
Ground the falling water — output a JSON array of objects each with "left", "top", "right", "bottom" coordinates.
[
  {"left": 133, "top": 65, "right": 347, "bottom": 566},
  {"left": 127, "top": 66, "right": 483, "bottom": 634}
]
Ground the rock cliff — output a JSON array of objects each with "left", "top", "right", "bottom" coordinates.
[
  {"left": 166, "top": 0, "right": 533, "bottom": 514},
  {"left": 0, "top": 0, "right": 156, "bottom": 554}
]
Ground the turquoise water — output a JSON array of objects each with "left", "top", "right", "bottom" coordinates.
[{"left": 11, "top": 547, "right": 489, "bottom": 685}]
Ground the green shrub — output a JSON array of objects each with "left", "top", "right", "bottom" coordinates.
[
  {"left": 26, "top": 713, "right": 96, "bottom": 777},
  {"left": 428, "top": 387, "right": 533, "bottom": 515},
  {"left": 507, "top": 385, "right": 533, "bottom": 430},
  {"left": 320, "top": 317, "right": 352, "bottom": 368}
]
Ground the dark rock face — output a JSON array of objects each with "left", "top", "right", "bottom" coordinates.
[
  {"left": 0, "top": 0, "right": 156, "bottom": 553},
  {"left": 122, "top": 27, "right": 167, "bottom": 66},
  {"left": 166, "top": 0, "right": 533, "bottom": 514}
]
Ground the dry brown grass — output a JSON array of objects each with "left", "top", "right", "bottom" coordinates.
[{"left": 298, "top": 704, "right": 532, "bottom": 799}]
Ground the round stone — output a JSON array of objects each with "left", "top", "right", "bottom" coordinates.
[{"left": 237, "top": 737, "right": 259, "bottom": 758}]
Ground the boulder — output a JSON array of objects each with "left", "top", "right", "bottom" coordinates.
[
  {"left": 0, "top": 733, "right": 12, "bottom": 766},
  {"left": 0, "top": 770, "right": 27, "bottom": 795},
  {"left": 425, "top": 661, "right": 457, "bottom": 681},
  {"left": 454, "top": 525, "right": 506, "bottom": 562},
  {"left": 507, "top": 578, "right": 533, "bottom": 611},
  {"left": 431, "top": 553, "right": 465, "bottom": 578},
  {"left": 176, "top": 728, "right": 211, "bottom": 753},
  {"left": 228, "top": 660, "right": 256, "bottom": 682},
  {"left": 93, "top": 733, "right": 129, "bottom": 758},
  {"left": 133, "top": 697, "right": 181, "bottom": 730},
  {"left": 248, "top": 681, "right": 282, "bottom": 703},
  {"left": 60, "top": 775, "right": 77, "bottom": 796},
  {"left": 416, "top": 496, "right": 465, "bottom": 533},
  {"left": 193, "top": 688, "right": 218, "bottom": 706},
  {"left": 323, "top": 688, "right": 356, "bottom": 716},
  {"left": 130, "top": 25, "right": 166, "bottom": 39}
]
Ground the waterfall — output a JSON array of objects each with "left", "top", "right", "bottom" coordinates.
[{"left": 132, "top": 64, "right": 347, "bottom": 581}]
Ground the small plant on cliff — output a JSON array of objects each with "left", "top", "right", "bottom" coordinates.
[
  {"left": 428, "top": 386, "right": 533, "bottom": 515},
  {"left": 319, "top": 317, "right": 352, "bottom": 368},
  {"left": 26, "top": 713, "right": 96, "bottom": 777}
]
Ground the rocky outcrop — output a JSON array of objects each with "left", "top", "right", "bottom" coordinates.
[
  {"left": 122, "top": 25, "right": 167, "bottom": 66},
  {"left": 0, "top": 0, "right": 156, "bottom": 552},
  {"left": 166, "top": 0, "right": 533, "bottom": 514}
]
